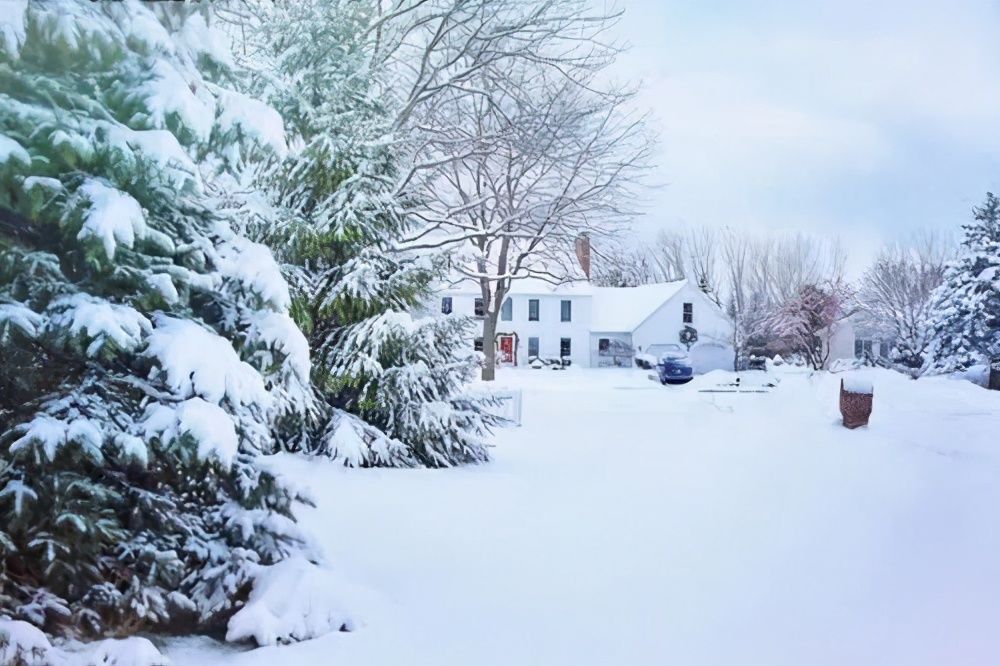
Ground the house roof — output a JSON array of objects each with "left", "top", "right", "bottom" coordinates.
[
  {"left": 590, "top": 281, "right": 688, "bottom": 332},
  {"left": 440, "top": 276, "right": 693, "bottom": 332}
]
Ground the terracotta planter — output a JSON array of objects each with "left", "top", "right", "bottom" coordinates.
[{"left": 840, "top": 378, "right": 873, "bottom": 429}]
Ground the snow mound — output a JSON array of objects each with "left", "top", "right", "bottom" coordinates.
[
  {"left": 225, "top": 557, "right": 359, "bottom": 647},
  {"left": 146, "top": 316, "right": 269, "bottom": 407},
  {"left": 77, "top": 636, "right": 169, "bottom": 666},
  {"left": 143, "top": 398, "right": 239, "bottom": 467},
  {"left": 0, "top": 619, "right": 52, "bottom": 665},
  {"left": 76, "top": 179, "right": 148, "bottom": 260},
  {"left": 842, "top": 377, "right": 874, "bottom": 394}
]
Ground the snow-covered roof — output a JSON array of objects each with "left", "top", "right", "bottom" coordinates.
[
  {"left": 590, "top": 281, "right": 688, "bottom": 332},
  {"left": 439, "top": 276, "right": 693, "bottom": 332}
]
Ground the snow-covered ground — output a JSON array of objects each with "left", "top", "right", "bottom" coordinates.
[{"left": 167, "top": 367, "right": 1000, "bottom": 666}]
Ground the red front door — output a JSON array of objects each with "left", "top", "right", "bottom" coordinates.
[{"left": 498, "top": 335, "right": 515, "bottom": 364}]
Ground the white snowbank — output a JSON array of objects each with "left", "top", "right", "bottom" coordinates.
[
  {"left": 168, "top": 365, "right": 1000, "bottom": 665},
  {"left": 77, "top": 636, "right": 169, "bottom": 666},
  {"left": 76, "top": 179, "right": 147, "bottom": 260},
  {"left": 143, "top": 398, "right": 239, "bottom": 467},
  {"left": 226, "top": 557, "right": 358, "bottom": 647},
  {"left": 146, "top": 316, "right": 269, "bottom": 407},
  {"left": 48, "top": 293, "right": 151, "bottom": 355},
  {"left": 0, "top": 619, "right": 52, "bottom": 665},
  {"left": 0, "top": 621, "right": 169, "bottom": 666}
]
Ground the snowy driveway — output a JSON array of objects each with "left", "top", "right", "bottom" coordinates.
[{"left": 169, "top": 368, "right": 1000, "bottom": 666}]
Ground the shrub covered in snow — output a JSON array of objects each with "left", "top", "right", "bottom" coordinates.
[
  {"left": 0, "top": 1, "right": 315, "bottom": 642},
  {"left": 225, "top": 556, "right": 359, "bottom": 647}
]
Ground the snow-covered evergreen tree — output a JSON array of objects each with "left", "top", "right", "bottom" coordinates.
[
  {"left": 928, "top": 193, "right": 1000, "bottom": 371},
  {"left": 240, "top": 0, "right": 492, "bottom": 467},
  {"left": 0, "top": 1, "right": 314, "bottom": 639}
]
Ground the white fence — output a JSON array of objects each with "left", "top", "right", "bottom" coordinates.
[{"left": 469, "top": 389, "right": 523, "bottom": 427}]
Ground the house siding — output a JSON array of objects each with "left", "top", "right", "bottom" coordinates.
[
  {"left": 632, "top": 283, "right": 732, "bottom": 357},
  {"left": 435, "top": 291, "right": 592, "bottom": 367}
]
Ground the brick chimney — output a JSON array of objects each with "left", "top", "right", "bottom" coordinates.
[{"left": 574, "top": 233, "right": 591, "bottom": 280}]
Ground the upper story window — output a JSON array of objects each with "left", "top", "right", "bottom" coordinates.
[
  {"left": 474, "top": 337, "right": 484, "bottom": 352},
  {"left": 500, "top": 297, "right": 512, "bottom": 321},
  {"left": 528, "top": 298, "right": 539, "bottom": 321},
  {"left": 474, "top": 297, "right": 485, "bottom": 317},
  {"left": 683, "top": 302, "right": 693, "bottom": 324},
  {"left": 441, "top": 296, "right": 452, "bottom": 314},
  {"left": 560, "top": 299, "right": 572, "bottom": 322}
]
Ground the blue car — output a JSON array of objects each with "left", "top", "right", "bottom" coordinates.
[{"left": 655, "top": 344, "right": 694, "bottom": 385}]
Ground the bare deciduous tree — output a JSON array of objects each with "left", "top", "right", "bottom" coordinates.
[
  {"left": 398, "top": 10, "right": 652, "bottom": 379},
  {"left": 857, "top": 231, "right": 951, "bottom": 374}
]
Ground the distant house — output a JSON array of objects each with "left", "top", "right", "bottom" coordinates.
[
  {"left": 824, "top": 314, "right": 895, "bottom": 366},
  {"left": 436, "top": 278, "right": 734, "bottom": 371}
]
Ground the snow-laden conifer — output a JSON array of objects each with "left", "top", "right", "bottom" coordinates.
[
  {"left": 0, "top": 1, "right": 316, "bottom": 639},
  {"left": 928, "top": 193, "right": 1000, "bottom": 371}
]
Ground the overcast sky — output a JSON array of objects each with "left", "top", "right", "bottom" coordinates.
[{"left": 610, "top": 0, "right": 1000, "bottom": 273}]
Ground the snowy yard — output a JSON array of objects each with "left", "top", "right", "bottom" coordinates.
[{"left": 168, "top": 367, "right": 1000, "bottom": 666}]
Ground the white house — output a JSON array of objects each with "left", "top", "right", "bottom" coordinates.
[
  {"left": 823, "top": 315, "right": 895, "bottom": 367},
  {"left": 436, "top": 278, "right": 734, "bottom": 371}
]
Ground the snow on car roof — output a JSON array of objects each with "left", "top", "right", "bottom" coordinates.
[{"left": 590, "top": 280, "right": 688, "bottom": 332}]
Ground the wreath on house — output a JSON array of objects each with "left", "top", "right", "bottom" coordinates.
[{"left": 679, "top": 325, "right": 698, "bottom": 350}]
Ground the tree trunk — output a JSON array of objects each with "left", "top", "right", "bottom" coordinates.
[{"left": 481, "top": 314, "right": 498, "bottom": 381}]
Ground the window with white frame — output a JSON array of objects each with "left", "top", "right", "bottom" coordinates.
[
  {"left": 441, "top": 296, "right": 452, "bottom": 314},
  {"left": 682, "top": 302, "right": 693, "bottom": 324},
  {"left": 528, "top": 299, "right": 539, "bottom": 321}
]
